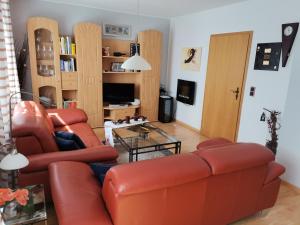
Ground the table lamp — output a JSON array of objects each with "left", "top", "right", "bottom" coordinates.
[{"left": 0, "top": 145, "right": 29, "bottom": 188}]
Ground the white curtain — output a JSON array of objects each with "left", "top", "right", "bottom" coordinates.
[{"left": 0, "top": 0, "right": 20, "bottom": 186}]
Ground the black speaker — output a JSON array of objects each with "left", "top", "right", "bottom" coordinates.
[{"left": 158, "top": 96, "right": 173, "bottom": 123}]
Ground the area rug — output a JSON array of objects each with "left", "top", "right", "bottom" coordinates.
[{"left": 115, "top": 143, "right": 173, "bottom": 164}]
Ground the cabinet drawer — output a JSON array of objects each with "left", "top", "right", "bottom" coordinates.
[{"left": 61, "top": 72, "right": 78, "bottom": 90}]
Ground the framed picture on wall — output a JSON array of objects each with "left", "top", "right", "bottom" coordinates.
[
  {"left": 181, "top": 47, "right": 202, "bottom": 71},
  {"left": 103, "top": 23, "right": 131, "bottom": 38}
]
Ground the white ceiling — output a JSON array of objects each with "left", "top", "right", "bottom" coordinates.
[{"left": 41, "top": 0, "right": 249, "bottom": 18}]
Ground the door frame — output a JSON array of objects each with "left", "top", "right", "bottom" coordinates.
[{"left": 200, "top": 31, "right": 253, "bottom": 141}]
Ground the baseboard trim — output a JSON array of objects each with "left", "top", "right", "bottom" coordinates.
[
  {"left": 175, "top": 119, "right": 200, "bottom": 133},
  {"left": 282, "top": 180, "right": 300, "bottom": 193}
]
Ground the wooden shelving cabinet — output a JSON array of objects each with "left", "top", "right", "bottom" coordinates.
[
  {"left": 102, "top": 31, "right": 162, "bottom": 122},
  {"left": 28, "top": 17, "right": 162, "bottom": 127}
]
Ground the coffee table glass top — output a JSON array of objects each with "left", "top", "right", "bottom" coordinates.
[
  {"left": 113, "top": 122, "right": 179, "bottom": 149},
  {"left": 4, "top": 184, "right": 47, "bottom": 225}
]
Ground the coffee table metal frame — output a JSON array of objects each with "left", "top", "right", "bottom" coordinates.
[{"left": 113, "top": 122, "right": 181, "bottom": 162}]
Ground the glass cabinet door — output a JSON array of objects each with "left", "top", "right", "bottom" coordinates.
[{"left": 34, "top": 28, "right": 55, "bottom": 77}]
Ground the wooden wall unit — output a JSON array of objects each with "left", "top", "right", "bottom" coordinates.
[
  {"left": 29, "top": 17, "right": 162, "bottom": 126},
  {"left": 138, "top": 30, "right": 162, "bottom": 121},
  {"left": 74, "top": 23, "right": 103, "bottom": 128}
]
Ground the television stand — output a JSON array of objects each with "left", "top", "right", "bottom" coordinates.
[{"left": 104, "top": 105, "right": 140, "bottom": 121}]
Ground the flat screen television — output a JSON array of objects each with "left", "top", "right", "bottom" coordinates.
[
  {"left": 176, "top": 79, "right": 196, "bottom": 105},
  {"left": 103, "top": 83, "right": 135, "bottom": 104}
]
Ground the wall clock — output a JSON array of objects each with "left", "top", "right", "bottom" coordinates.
[{"left": 282, "top": 23, "right": 299, "bottom": 67}]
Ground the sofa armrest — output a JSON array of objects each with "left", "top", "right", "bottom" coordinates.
[
  {"left": 264, "top": 162, "right": 285, "bottom": 184},
  {"left": 21, "top": 145, "right": 118, "bottom": 173},
  {"left": 47, "top": 108, "right": 88, "bottom": 127}
]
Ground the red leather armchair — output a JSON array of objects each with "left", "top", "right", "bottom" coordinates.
[
  {"left": 49, "top": 140, "right": 285, "bottom": 225},
  {"left": 12, "top": 101, "right": 118, "bottom": 198}
]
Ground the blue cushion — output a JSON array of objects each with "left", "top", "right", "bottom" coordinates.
[
  {"left": 54, "top": 131, "right": 86, "bottom": 151},
  {"left": 90, "top": 163, "right": 117, "bottom": 185}
]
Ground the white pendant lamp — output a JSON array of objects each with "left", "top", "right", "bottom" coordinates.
[
  {"left": 121, "top": 0, "right": 151, "bottom": 71},
  {"left": 121, "top": 52, "right": 151, "bottom": 70}
]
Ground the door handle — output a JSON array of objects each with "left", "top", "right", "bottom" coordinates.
[{"left": 230, "top": 87, "right": 240, "bottom": 100}]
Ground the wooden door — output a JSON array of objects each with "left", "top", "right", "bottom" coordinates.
[
  {"left": 201, "top": 32, "right": 252, "bottom": 141},
  {"left": 138, "top": 30, "right": 162, "bottom": 121},
  {"left": 74, "top": 23, "right": 103, "bottom": 128}
]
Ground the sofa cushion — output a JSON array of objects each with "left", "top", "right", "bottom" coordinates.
[
  {"left": 90, "top": 163, "right": 117, "bottom": 185},
  {"left": 196, "top": 138, "right": 233, "bottom": 150},
  {"left": 55, "top": 123, "right": 102, "bottom": 147},
  {"left": 49, "top": 161, "right": 113, "bottom": 225},
  {"left": 196, "top": 143, "right": 275, "bottom": 175},
  {"left": 54, "top": 131, "right": 86, "bottom": 151}
]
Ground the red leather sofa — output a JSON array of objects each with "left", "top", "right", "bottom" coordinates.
[
  {"left": 49, "top": 139, "right": 285, "bottom": 225},
  {"left": 12, "top": 101, "right": 118, "bottom": 198}
]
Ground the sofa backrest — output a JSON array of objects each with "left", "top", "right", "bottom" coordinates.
[
  {"left": 103, "top": 153, "right": 211, "bottom": 225},
  {"left": 194, "top": 143, "right": 275, "bottom": 224},
  {"left": 12, "top": 101, "right": 59, "bottom": 155},
  {"left": 102, "top": 143, "right": 275, "bottom": 225}
]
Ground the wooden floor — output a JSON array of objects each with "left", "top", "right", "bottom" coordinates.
[{"left": 43, "top": 122, "right": 300, "bottom": 225}]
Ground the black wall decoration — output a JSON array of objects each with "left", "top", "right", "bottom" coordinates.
[
  {"left": 254, "top": 43, "right": 282, "bottom": 71},
  {"left": 282, "top": 23, "right": 299, "bottom": 67}
]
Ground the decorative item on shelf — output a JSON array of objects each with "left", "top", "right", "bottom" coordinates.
[
  {"left": 254, "top": 43, "right": 282, "bottom": 71},
  {"left": 113, "top": 52, "right": 127, "bottom": 57},
  {"left": 121, "top": 0, "right": 151, "bottom": 71},
  {"left": 282, "top": 23, "right": 299, "bottom": 67},
  {"left": 130, "top": 43, "right": 140, "bottom": 56},
  {"left": 181, "top": 47, "right": 202, "bottom": 71},
  {"left": 63, "top": 100, "right": 77, "bottom": 109},
  {"left": 263, "top": 108, "right": 281, "bottom": 155},
  {"left": 103, "top": 24, "right": 131, "bottom": 38},
  {"left": 112, "top": 115, "right": 147, "bottom": 125},
  {"left": 111, "top": 62, "right": 125, "bottom": 72},
  {"left": 131, "top": 98, "right": 140, "bottom": 106},
  {"left": 102, "top": 47, "right": 110, "bottom": 56}
]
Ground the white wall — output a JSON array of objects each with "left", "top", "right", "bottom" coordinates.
[
  {"left": 277, "top": 37, "right": 300, "bottom": 187},
  {"left": 167, "top": 0, "right": 300, "bottom": 187},
  {"left": 10, "top": 0, "right": 170, "bottom": 91},
  {"left": 168, "top": 0, "right": 299, "bottom": 141}
]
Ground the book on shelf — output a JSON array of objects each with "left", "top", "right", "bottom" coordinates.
[
  {"left": 60, "top": 36, "right": 76, "bottom": 55},
  {"left": 63, "top": 100, "right": 77, "bottom": 109},
  {"left": 60, "top": 58, "right": 76, "bottom": 72}
]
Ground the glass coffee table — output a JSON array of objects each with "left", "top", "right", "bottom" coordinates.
[{"left": 113, "top": 122, "right": 181, "bottom": 162}]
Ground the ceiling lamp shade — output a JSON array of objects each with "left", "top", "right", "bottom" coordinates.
[
  {"left": 121, "top": 53, "right": 151, "bottom": 71},
  {"left": 0, "top": 149, "right": 29, "bottom": 170}
]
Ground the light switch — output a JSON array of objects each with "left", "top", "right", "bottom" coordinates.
[{"left": 250, "top": 87, "right": 256, "bottom": 97}]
